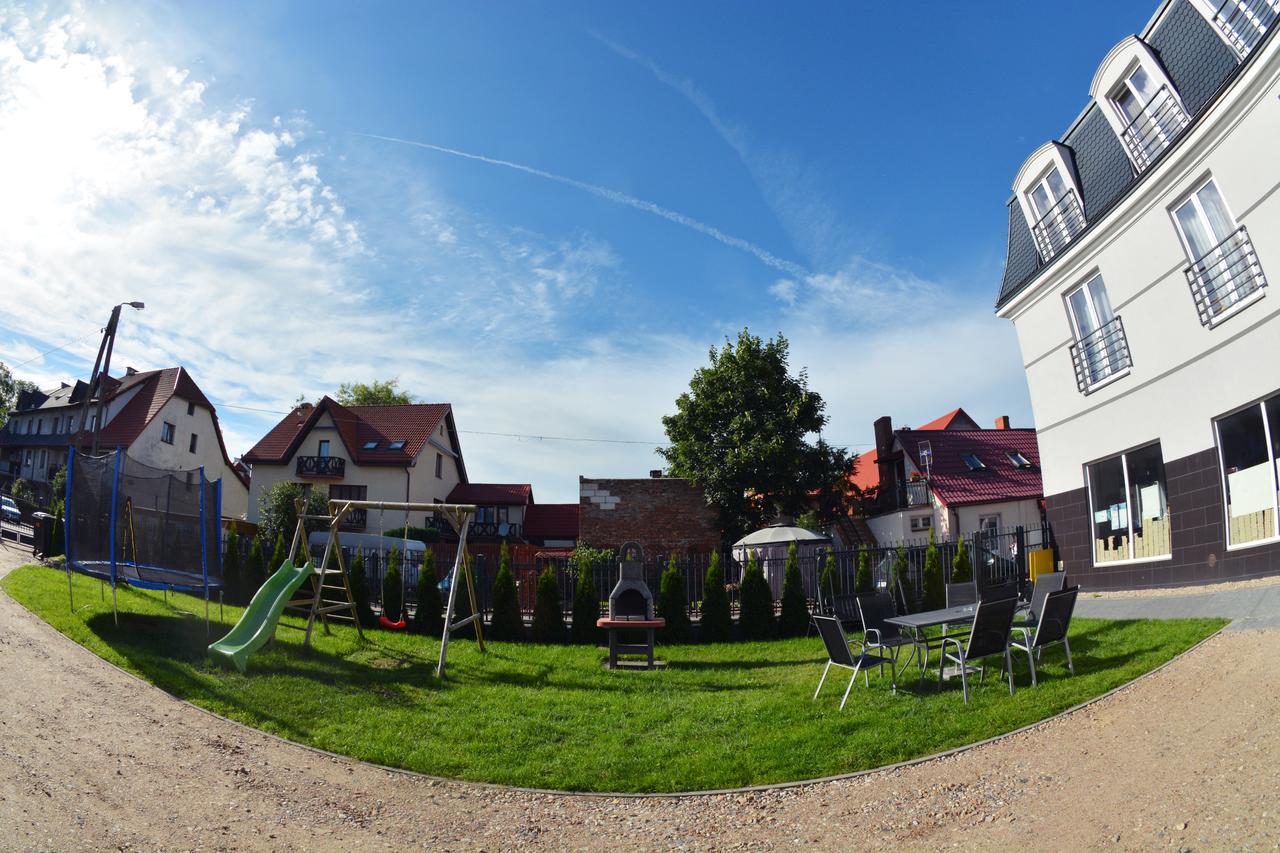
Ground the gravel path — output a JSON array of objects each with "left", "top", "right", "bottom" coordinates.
[{"left": 2, "top": 540, "right": 1278, "bottom": 851}]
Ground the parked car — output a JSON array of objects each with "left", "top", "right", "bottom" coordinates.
[{"left": 1, "top": 495, "right": 20, "bottom": 525}]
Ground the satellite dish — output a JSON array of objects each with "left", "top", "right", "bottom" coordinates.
[{"left": 498, "top": 521, "right": 510, "bottom": 537}]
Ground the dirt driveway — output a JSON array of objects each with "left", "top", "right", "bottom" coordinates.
[{"left": 1, "top": 541, "right": 1277, "bottom": 851}]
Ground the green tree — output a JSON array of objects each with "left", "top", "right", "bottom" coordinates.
[
  {"left": 0, "top": 362, "right": 38, "bottom": 430},
  {"left": 531, "top": 566, "right": 564, "bottom": 643},
  {"left": 487, "top": 542, "right": 523, "bottom": 641},
  {"left": 951, "top": 537, "right": 973, "bottom": 584},
  {"left": 891, "top": 545, "right": 914, "bottom": 613},
  {"left": 818, "top": 550, "right": 838, "bottom": 602},
  {"left": 223, "top": 524, "right": 242, "bottom": 605},
  {"left": 270, "top": 533, "right": 287, "bottom": 575},
  {"left": 855, "top": 546, "right": 873, "bottom": 594},
  {"left": 737, "top": 551, "right": 774, "bottom": 640},
  {"left": 383, "top": 547, "right": 404, "bottom": 622},
  {"left": 412, "top": 549, "right": 442, "bottom": 636},
  {"left": 570, "top": 551, "right": 602, "bottom": 645},
  {"left": 246, "top": 536, "right": 267, "bottom": 599},
  {"left": 50, "top": 467, "right": 67, "bottom": 502},
  {"left": 699, "top": 552, "right": 732, "bottom": 643},
  {"left": 777, "top": 542, "right": 810, "bottom": 637},
  {"left": 796, "top": 509, "right": 821, "bottom": 531},
  {"left": 657, "top": 554, "right": 691, "bottom": 643},
  {"left": 348, "top": 549, "right": 375, "bottom": 628},
  {"left": 922, "top": 530, "right": 944, "bottom": 610},
  {"left": 335, "top": 379, "right": 413, "bottom": 406},
  {"left": 257, "top": 481, "right": 328, "bottom": 551},
  {"left": 658, "top": 329, "right": 855, "bottom": 539},
  {"left": 11, "top": 478, "right": 31, "bottom": 505}
]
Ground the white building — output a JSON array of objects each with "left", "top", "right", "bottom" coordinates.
[{"left": 996, "top": 0, "right": 1280, "bottom": 588}]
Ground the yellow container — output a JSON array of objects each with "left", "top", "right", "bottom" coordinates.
[{"left": 1028, "top": 548, "right": 1056, "bottom": 583}]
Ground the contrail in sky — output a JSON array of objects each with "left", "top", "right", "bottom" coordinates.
[{"left": 354, "top": 132, "right": 809, "bottom": 279}]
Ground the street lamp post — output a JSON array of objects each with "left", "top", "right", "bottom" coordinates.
[{"left": 72, "top": 301, "right": 145, "bottom": 457}]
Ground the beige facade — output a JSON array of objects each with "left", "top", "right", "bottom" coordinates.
[{"left": 127, "top": 397, "right": 250, "bottom": 519}]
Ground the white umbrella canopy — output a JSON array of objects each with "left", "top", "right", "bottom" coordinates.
[{"left": 732, "top": 524, "right": 831, "bottom": 550}]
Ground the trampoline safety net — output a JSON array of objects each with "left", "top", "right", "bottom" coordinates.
[{"left": 67, "top": 450, "right": 223, "bottom": 591}]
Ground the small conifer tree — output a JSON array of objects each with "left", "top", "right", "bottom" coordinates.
[
  {"left": 698, "top": 552, "right": 732, "bottom": 643},
  {"left": 892, "top": 544, "right": 915, "bottom": 613},
  {"left": 951, "top": 537, "right": 973, "bottom": 584},
  {"left": 570, "top": 551, "right": 602, "bottom": 645},
  {"left": 270, "top": 532, "right": 287, "bottom": 575},
  {"left": 223, "top": 524, "right": 242, "bottom": 605},
  {"left": 412, "top": 548, "right": 442, "bottom": 636},
  {"left": 657, "top": 553, "right": 691, "bottom": 643},
  {"left": 737, "top": 551, "right": 774, "bottom": 640},
  {"left": 855, "top": 545, "right": 873, "bottom": 593},
  {"left": 487, "top": 542, "right": 523, "bottom": 641},
  {"left": 382, "top": 547, "right": 404, "bottom": 622},
  {"left": 922, "top": 530, "right": 944, "bottom": 610},
  {"left": 778, "top": 542, "right": 810, "bottom": 637},
  {"left": 348, "top": 549, "right": 375, "bottom": 628},
  {"left": 818, "top": 550, "right": 838, "bottom": 602},
  {"left": 246, "top": 536, "right": 267, "bottom": 599},
  {"left": 531, "top": 565, "right": 564, "bottom": 643}
]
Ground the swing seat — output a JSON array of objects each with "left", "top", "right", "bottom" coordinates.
[{"left": 378, "top": 615, "right": 408, "bottom": 630}]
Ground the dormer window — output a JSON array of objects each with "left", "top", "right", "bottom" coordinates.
[
  {"left": 1090, "top": 38, "right": 1188, "bottom": 174},
  {"left": 1006, "top": 451, "right": 1032, "bottom": 468},
  {"left": 962, "top": 454, "right": 986, "bottom": 471},
  {"left": 1013, "top": 142, "right": 1085, "bottom": 262},
  {"left": 362, "top": 440, "right": 379, "bottom": 450},
  {"left": 1191, "top": 0, "right": 1278, "bottom": 58}
]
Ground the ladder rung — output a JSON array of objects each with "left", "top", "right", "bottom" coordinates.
[
  {"left": 276, "top": 622, "right": 307, "bottom": 631},
  {"left": 449, "top": 613, "right": 480, "bottom": 630},
  {"left": 317, "top": 603, "right": 356, "bottom": 614},
  {"left": 321, "top": 612, "right": 355, "bottom": 621}
]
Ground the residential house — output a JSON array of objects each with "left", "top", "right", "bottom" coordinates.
[
  {"left": 861, "top": 411, "right": 1044, "bottom": 546},
  {"left": 996, "top": 0, "right": 1280, "bottom": 587},
  {"left": 441, "top": 482, "right": 580, "bottom": 547},
  {"left": 0, "top": 366, "right": 250, "bottom": 516},
  {"left": 242, "top": 396, "right": 467, "bottom": 533}
]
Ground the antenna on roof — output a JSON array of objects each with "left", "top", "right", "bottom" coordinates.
[{"left": 918, "top": 440, "right": 933, "bottom": 479}]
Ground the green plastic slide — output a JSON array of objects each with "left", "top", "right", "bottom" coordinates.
[{"left": 208, "top": 560, "right": 313, "bottom": 674}]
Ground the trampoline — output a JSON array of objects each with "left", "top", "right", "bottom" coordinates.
[{"left": 65, "top": 449, "right": 223, "bottom": 625}]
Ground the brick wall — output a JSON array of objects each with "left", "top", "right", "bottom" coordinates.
[
  {"left": 578, "top": 477, "right": 721, "bottom": 558},
  {"left": 1046, "top": 446, "right": 1280, "bottom": 589}
]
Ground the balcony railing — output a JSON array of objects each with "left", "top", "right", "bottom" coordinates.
[
  {"left": 1070, "top": 316, "right": 1132, "bottom": 394},
  {"left": 296, "top": 455, "right": 345, "bottom": 478},
  {"left": 1120, "top": 85, "right": 1189, "bottom": 172},
  {"left": 1214, "top": 0, "right": 1278, "bottom": 57},
  {"left": 1184, "top": 226, "right": 1268, "bottom": 326},
  {"left": 905, "top": 480, "right": 931, "bottom": 507},
  {"left": 424, "top": 515, "right": 524, "bottom": 540},
  {"left": 1031, "top": 190, "right": 1087, "bottom": 261},
  {"left": 340, "top": 508, "right": 368, "bottom": 531}
]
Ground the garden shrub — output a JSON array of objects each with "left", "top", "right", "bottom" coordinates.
[
  {"left": 384, "top": 525, "right": 441, "bottom": 544},
  {"left": 855, "top": 545, "right": 873, "bottom": 593},
  {"left": 246, "top": 537, "right": 267, "bottom": 599},
  {"left": 698, "top": 552, "right": 732, "bottom": 643},
  {"left": 488, "top": 542, "right": 523, "bottom": 641},
  {"left": 412, "top": 548, "right": 442, "bottom": 636},
  {"left": 922, "top": 530, "right": 944, "bottom": 610},
  {"left": 737, "top": 551, "right": 774, "bottom": 640},
  {"left": 951, "top": 537, "right": 973, "bottom": 584},
  {"left": 531, "top": 566, "right": 564, "bottom": 643},
  {"left": 657, "top": 553, "right": 691, "bottom": 643},
  {"left": 223, "top": 524, "right": 242, "bottom": 605},
  {"left": 818, "top": 550, "right": 838, "bottom": 600},
  {"left": 382, "top": 547, "right": 404, "bottom": 622},
  {"left": 257, "top": 482, "right": 328, "bottom": 552},
  {"left": 348, "top": 549, "right": 375, "bottom": 628},
  {"left": 570, "top": 552, "right": 602, "bottom": 645},
  {"left": 891, "top": 545, "right": 915, "bottom": 613},
  {"left": 270, "top": 533, "right": 287, "bottom": 576},
  {"left": 778, "top": 542, "right": 810, "bottom": 637}
]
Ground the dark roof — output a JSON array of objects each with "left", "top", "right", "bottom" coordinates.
[
  {"left": 897, "top": 429, "right": 1042, "bottom": 508},
  {"left": 243, "top": 396, "right": 458, "bottom": 472},
  {"left": 848, "top": 408, "right": 983, "bottom": 493},
  {"left": 447, "top": 483, "right": 533, "bottom": 505},
  {"left": 524, "top": 503, "right": 580, "bottom": 541},
  {"left": 997, "top": 0, "right": 1251, "bottom": 308}
]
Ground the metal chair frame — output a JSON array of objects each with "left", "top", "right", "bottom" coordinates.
[
  {"left": 812, "top": 615, "right": 897, "bottom": 709},
  {"left": 1011, "top": 586, "right": 1079, "bottom": 686},
  {"left": 939, "top": 596, "right": 1019, "bottom": 704}
]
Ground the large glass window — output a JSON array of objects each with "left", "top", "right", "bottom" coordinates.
[
  {"left": 1067, "top": 274, "right": 1130, "bottom": 391},
  {"left": 1174, "top": 178, "right": 1265, "bottom": 325},
  {"left": 1216, "top": 393, "right": 1280, "bottom": 546},
  {"left": 1087, "top": 442, "right": 1171, "bottom": 564}
]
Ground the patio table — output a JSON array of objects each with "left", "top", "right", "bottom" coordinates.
[{"left": 885, "top": 604, "right": 978, "bottom": 683}]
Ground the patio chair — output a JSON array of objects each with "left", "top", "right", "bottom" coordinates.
[
  {"left": 1010, "top": 586, "right": 1079, "bottom": 686},
  {"left": 1014, "top": 571, "right": 1067, "bottom": 629},
  {"left": 938, "top": 596, "right": 1019, "bottom": 704},
  {"left": 943, "top": 581, "right": 978, "bottom": 639},
  {"left": 978, "top": 576, "right": 1019, "bottom": 603},
  {"left": 821, "top": 567, "right": 862, "bottom": 630},
  {"left": 856, "top": 592, "right": 918, "bottom": 671},
  {"left": 812, "top": 615, "right": 897, "bottom": 709}
]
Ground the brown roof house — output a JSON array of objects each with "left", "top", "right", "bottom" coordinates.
[
  {"left": 242, "top": 396, "right": 467, "bottom": 533},
  {"left": 0, "top": 366, "right": 250, "bottom": 516},
  {"left": 444, "top": 482, "right": 579, "bottom": 547}
]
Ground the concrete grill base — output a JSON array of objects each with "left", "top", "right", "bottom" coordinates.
[{"left": 596, "top": 618, "right": 666, "bottom": 669}]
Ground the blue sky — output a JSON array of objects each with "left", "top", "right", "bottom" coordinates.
[{"left": 0, "top": 0, "right": 1156, "bottom": 502}]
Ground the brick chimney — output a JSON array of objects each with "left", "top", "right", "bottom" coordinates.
[
  {"left": 874, "top": 416, "right": 896, "bottom": 496},
  {"left": 994, "top": 415, "right": 1011, "bottom": 430},
  {"left": 125, "top": 366, "right": 138, "bottom": 376}
]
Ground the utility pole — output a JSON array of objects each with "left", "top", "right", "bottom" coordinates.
[{"left": 71, "top": 302, "right": 144, "bottom": 457}]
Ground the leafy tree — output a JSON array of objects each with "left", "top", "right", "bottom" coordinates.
[
  {"left": 777, "top": 542, "right": 810, "bottom": 637},
  {"left": 570, "top": 551, "right": 602, "bottom": 645},
  {"left": 246, "top": 536, "right": 267, "bottom": 599},
  {"left": 855, "top": 546, "right": 873, "bottom": 594},
  {"left": 11, "top": 479, "right": 31, "bottom": 505},
  {"left": 257, "top": 481, "right": 328, "bottom": 551},
  {"left": 657, "top": 554, "right": 691, "bottom": 643},
  {"left": 383, "top": 547, "right": 404, "bottom": 622},
  {"left": 412, "top": 548, "right": 442, "bottom": 636},
  {"left": 699, "top": 552, "right": 732, "bottom": 643},
  {"left": 348, "top": 549, "right": 375, "bottom": 628},
  {"left": 818, "top": 550, "right": 838, "bottom": 602},
  {"left": 0, "top": 362, "right": 38, "bottom": 429},
  {"left": 951, "top": 537, "right": 973, "bottom": 584},
  {"left": 922, "top": 530, "right": 944, "bottom": 610},
  {"left": 223, "top": 524, "right": 242, "bottom": 605},
  {"left": 336, "top": 379, "right": 413, "bottom": 406},
  {"left": 659, "top": 329, "right": 855, "bottom": 538},
  {"left": 50, "top": 467, "right": 67, "bottom": 502},
  {"left": 488, "top": 542, "right": 523, "bottom": 641},
  {"left": 531, "top": 566, "right": 564, "bottom": 643},
  {"left": 737, "top": 551, "right": 774, "bottom": 640},
  {"left": 796, "top": 509, "right": 821, "bottom": 532}
]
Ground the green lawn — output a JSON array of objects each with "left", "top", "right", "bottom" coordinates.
[{"left": 3, "top": 564, "right": 1224, "bottom": 793}]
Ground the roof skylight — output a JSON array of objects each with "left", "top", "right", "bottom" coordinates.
[
  {"left": 362, "top": 440, "right": 379, "bottom": 450},
  {"left": 962, "top": 454, "right": 987, "bottom": 471},
  {"left": 1006, "top": 450, "right": 1032, "bottom": 468},
  {"left": 388, "top": 440, "right": 407, "bottom": 450}
]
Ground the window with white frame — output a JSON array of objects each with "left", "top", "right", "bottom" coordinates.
[
  {"left": 1215, "top": 392, "right": 1280, "bottom": 547},
  {"left": 1066, "top": 274, "right": 1130, "bottom": 392},
  {"left": 1191, "top": 0, "right": 1279, "bottom": 57},
  {"left": 1086, "top": 443, "right": 1171, "bottom": 565},
  {"left": 1013, "top": 142, "right": 1086, "bottom": 261},
  {"left": 1172, "top": 177, "right": 1266, "bottom": 326},
  {"left": 909, "top": 515, "right": 932, "bottom": 533},
  {"left": 977, "top": 514, "right": 1002, "bottom": 534},
  {"left": 1090, "top": 38, "right": 1188, "bottom": 173}
]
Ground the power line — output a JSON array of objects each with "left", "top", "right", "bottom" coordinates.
[
  {"left": 3, "top": 332, "right": 101, "bottom": 371},
  {"left": 458, "top": 428, "right": 660, "bottom": 445}
]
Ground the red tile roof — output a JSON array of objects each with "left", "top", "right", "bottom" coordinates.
[
  {"left": 897, "top": 429, "right": 1042, "bottom": 507},
  {"left": 447, "top": 483, "right": 533, "bottom": 505},
  {"left": 524, "top": 503, "right": 580, "bottom": 541},
  {"left": 916, "top": 407, "right": 979, "bottom": 431},
  {"left": 242, "top": 396, "right": 454, "bottom": 469},
  {"left": 848, "top": 408, "right": 978, "bottom": 493}
]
